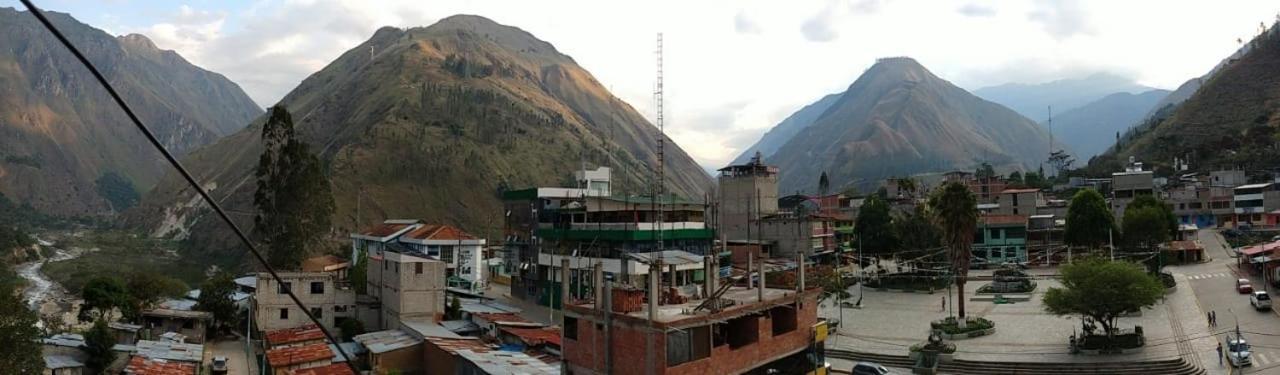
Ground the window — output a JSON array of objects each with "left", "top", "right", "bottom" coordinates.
[
  {"left": 726, "top": 316, "right": 759, "bottom": 349},
  {"left": 311, "top": 307, "right": 323, "bottom": 320},
  {"left": 442, "top": 246, "right": 455, "bottom": 263},
  {"left": 311, "top": 282, "right": 325, "bottom": 294},
  {"left": 564, "top": 316, "right": 578, "bottom": 340},
  {"left": 182, "top": 319, "right": 194, "bottom": 329},
  {"left": 334, "top": 305, "right": 348, "bottom": 313},
  {"left": 416, "top": 262, "right": 423, "bottom": 274},
  {"left": 769, "top": 304, "right": 797, "bottom": 336},
  {"left": 279, "top": 308, "right": 289, "bottom": 320},
  {"left": 278, "top": 282, "right": 291, "bottom": 294}
]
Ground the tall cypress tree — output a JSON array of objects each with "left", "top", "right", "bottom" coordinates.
[{"left": 253, "top": 106, "right": 334, "bottom": 270}]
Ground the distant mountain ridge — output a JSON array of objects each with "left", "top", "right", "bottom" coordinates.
[
  {"left": 759, "top": 57, "right": 1056, "bottom": 193},
  {"left": 129, "top": 15, "right": 713, "bottom": 254},
  {"left": 0, "top": 7, "right": 261, "bottom": 216},
  {"left": 1049, "top": 89, "right": 1169, "bottom": 161},
  {"left": 975, "top": 73, "right": 1157, "bottom": 123},
  {"left": 731, "top": 93, "right": 840, "bottom": 165}
]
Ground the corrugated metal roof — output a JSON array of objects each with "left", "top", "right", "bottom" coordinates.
[
  {"left": 328, "top": 342, "right": 366, "bottom": 362},
  {"left": 233, "top": 276, "right": 256, "bottom": 290},
  {"left": 401, "top": 224, "right": 478, "bottom": 241},
  {"left": 440, "top": 320, "right": 481, "bottom": 334},
  {"left": 500, "top": 327, "right": 562, "bottom": 347},
  {"left": 401, "top": 320, "right": 464, "bottom": 339},
  {"left": 458, "top": 299, "right": 522, "bottom": 314},
  {"left": 110, "top": 322, "right": 142, "bottom": 332},
  {"left": 43, "top": 333, "right": 85, "bottom": 348},
  {"left": 135, "top": 340, "right": 203, "bottom": 363},
  {"left": 628, "top": 250, "right": 704, "bottom": 265},
  {"left": 124, "top": 356, "right": 196, "bottom": 375},
  {"left": 44, "top": 355, "right": 84, "bottom": 369},
  {"left": 266, "top": 343, "right": 334, "bottom": 367},
  {"left": 266, "top": 324, "right": 325, "bottom": 346},
  {"left": 353, "top": 330, "right": 423, "bottom": 354},
  {"left": 456, "top": 349, "right": 560, "bottom": 374},
  {"left": 288, "top": 363, "right": 355, "bottom": 375}
]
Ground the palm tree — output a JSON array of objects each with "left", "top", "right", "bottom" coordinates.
[{"left": 928, "top": 182, "right": 979, "bottom": 319}]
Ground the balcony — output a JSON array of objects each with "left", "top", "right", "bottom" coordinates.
[
  {"left": 1236, "top": 206, "right": 1265, "bottom": 214},
  {"left": 568, "top": 222, "right": 705, "bottom": 231}
]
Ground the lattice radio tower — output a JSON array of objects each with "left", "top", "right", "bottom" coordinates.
[{"left": 654, "top": 33, "right": 665, "bottom": 251}]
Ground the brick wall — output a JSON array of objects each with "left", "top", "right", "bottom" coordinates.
[{"left": 564, "top": 290, "right": 818, "bottom": 375}]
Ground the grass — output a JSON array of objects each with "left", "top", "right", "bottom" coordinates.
[{"left": 42, "top": 230, "right": 233, "bottom": 293}]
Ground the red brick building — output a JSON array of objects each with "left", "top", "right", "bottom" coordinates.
[{"left": 562, "top": 284, "right": 821, "bottom": 375}]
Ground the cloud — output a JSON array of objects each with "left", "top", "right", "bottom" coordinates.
[
  {"left": 734, "top": 11, "right": 761, "bottom": 34},
  {"left": 801, "top": 8, "right": 839, "bottom": 42},
  {"left": 1027, "top": 0, "right": 1094, "bottom": 40},
  {"left": 849, "top": 0, "right": 885, "bottom": 14},
  {"left": 957, "top": 3, "right": 995, "bottom": 18}
]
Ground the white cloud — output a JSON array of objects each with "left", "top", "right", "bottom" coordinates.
[{"left": 102, "top": 0, "right": 1280, "bottom": 170}]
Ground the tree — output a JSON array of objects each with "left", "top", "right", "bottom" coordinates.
[
  {"left": 85, "top": 319, "right": 117, "bottom": 373},
  {"left": 1043, "top": 258, "right": 1164, "bottom": 342},
  {"left": 818, "top": 172, "right": 830, "bottom": 196},
  {"left": 81, "top": 276, "right": 128, "bottom": 320},
  {"left": 897, "top": 177, "right": 918, "bottom": 199},
  {"left": 253, "top": 106, "right": 335, "bottom": 270},
  {"left": 928, "top": 182, "right": 978, "bottom": 318},
  {"left": 1065, "top": 189, "right": 1115, "bottom": 251},
  {"left": 447, "top": 295, "right": 463, "bottom": 320},
  {"left": 975, "top": 163, "right": 996, "bottom": 180},
  {"left": 0, "top": 266, "right": 42, "bottom": 373},
  {"left": 195, "top": 272, "right": 239, "bottom": 331},
  {"left": 893, "top": 205, "right": 941, "bottom": 252},
  {"left": 854, "top": 195, "right": 898, "bottom": 255},
  {"left": 1007, "top": 171, "right": 1023, "bottom": 185},
  {"left": 1122, "top": 195, "right": 1178, "bottom": 268},
  {"left": 339, "top": 318, "right": 366, "bottom": 341},
  {"left": 351, "top": 249, "right": 369, "bottom": 294},
  {"left": 95, "top": 171, "right": 140, "bottom": 212},
  {"left": 123, "top": 272, "right": 187, "bottom": 321}
]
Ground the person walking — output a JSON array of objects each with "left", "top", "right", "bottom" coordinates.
[
  {"left": 1212, "top": 311, "right": 1217, "bottom": 327},
  {"left": 940, "top": 296, "right": 946, "bottom": 313},
  {"left": 1208, "top": 311, "right": 1214, "bottom": 327},
  {"left": 1218, "top": 341, "right": 1224, "bottom": 366}
]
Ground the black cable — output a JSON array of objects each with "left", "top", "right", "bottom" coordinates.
[{"left": 16, "top": 1, "right": 358, "bottom": 371}]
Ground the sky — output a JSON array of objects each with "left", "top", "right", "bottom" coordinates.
[{"left": 6, "top": 0, "right": 1280, "bottom": 171}]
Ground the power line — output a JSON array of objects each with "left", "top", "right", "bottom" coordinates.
[{"left": 15, "top": 1, "right": 357, "bottom": 371}]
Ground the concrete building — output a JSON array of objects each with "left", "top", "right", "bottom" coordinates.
[
  {"left": 351, "top": 220, "right": 487, "bottom": 293},
  {"left": 973, "top": 215, "right": 1028, "bottom": 265},
  {"left": 365, "top": 247, "right": 448, "bottom": 331},
  {"left": 1212, "top": 170, "right": 1249, "bottom": 187},
  {"left": 576, "top": 167, "right": 613, "bottom": 197},
  {"left": 993, "top": 188, "right": 1044, "bottom": 216},
  {"left": 534, "top": 250, "right": 711, "bottom": 306},
  {"left": 755, "top": 213, "right": 836, "bottom": 260},
  {"left": 1111, "top": 163, "right": 1155, "bottom": 220},
  {"left": 44, "top": 355, "right": 85, "bottom": 375},
  {"left": 1233, "top": 183, "right": 1280, "bottom": 227},
  {"left": 353, "top": 330, "right": 424, "bottom": 375},
  {"left": 255, "top": 272, "right": 356, "bottom": 334},
  {"left": 561, "top": 256, "right": 824, "bottom": 375},
  {"left": 717, "top": 153, "right": 780, "bottom": 241},
  {"left": 139, "top": 309, "right": 211, "bottom": 344}
]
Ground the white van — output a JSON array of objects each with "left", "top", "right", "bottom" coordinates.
[{"left": 1251, "top": 291, "right": 1272, "bottom": 310}]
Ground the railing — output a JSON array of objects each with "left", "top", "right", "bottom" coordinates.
[{"left": 568, "top": 222, "right": 705, "bottom": 231}]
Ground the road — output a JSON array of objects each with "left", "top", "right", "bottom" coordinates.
[{"left": 1178, "top": 229, "right": 1280, "bottom": 374}]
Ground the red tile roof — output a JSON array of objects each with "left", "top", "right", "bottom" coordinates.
[
  {"left": 266, "top": 324, "right": 326, "bottom": 346},
  {"left": 267, "top": 343, "right": 335, "bottom": 367},
  {"left": 402, "top": 224, "right": 477, "bottom": 241},
  {"left": 1000, "top": 188, "right": 1041, "bottom": 194},
  {"left": 125, "top": 356, "right": 196, "bottom": 375},
  {"left": 360, "top": 223, "right": 415, "bottom": 237},
  {"left": 301, "top": 255, "right": 350, "bottom": 272},
  {"left": 500, "top": 327, "right": 563, "bottom": 347},
  {"left": 981, "top": 215, "right": 1027, "bottom": 226},
  {"left": 289, "top": 363, "right": 355, "bottom": 375}
]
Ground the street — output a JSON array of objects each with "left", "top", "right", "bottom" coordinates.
[{"left": 1179, "top": 229, "right": 1280, "bottom": 374}]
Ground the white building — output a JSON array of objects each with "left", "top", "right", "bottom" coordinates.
[{"left": 351, "top": 220, "right": 487, "bottom": 293}]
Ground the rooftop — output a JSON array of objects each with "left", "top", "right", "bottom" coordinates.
[
  {"left": 1000, "top": 188, "right": 1041, "bottom": 194},
  {"left": 141, "top": 308, "right": 212, "bottom": 320},
  {"left": 354, "top": 220, "right": 420, "bottom": 239},
  {"left": 981, "top": 215, "right": 1027, "bottom": 226},
  {"left": 576, "top": 286, "right": 815, "bottom": 325},
  {"left": 288, "top": 363, "right": 356, "bottom": 375},
  {"left": 302, "top": 255, "right": 351, "bottom": 272},
  {"left": 627, "top": 250, "right": 706, "bottom": 266},
  {"left": 441, "top": 320, "right": 482, "bottom": 334},
  {"left": 135, "top": 340, "right": 204, "bottom": 363},
  {"left": 44, "top": 355, "right": 84, "bottom": 370},
  {"left": 124, "top": 356, "right": 196, "bottom": 375},
  {"left": 43, "top": 333, "right": 85, "bottom": 348},
  {"left": 266, "top": 343, "right": 334, "bottom": 367},
  {"left": 471, "top": 312, "right": 535, "bottom": 325},
  {"left": 456, "top": 349, "right": 561, "bottom": 374},
  {"left": 402, "top": 320, "right": 465, "bottom": 339},
  {"left": 401, "top": 223, "right": 479, "bottom": 241},
  {"left": 328, "top": 342, "right": 366, "bottom": 362},
  {"left": 354, "top": 330, "right": 423, "bottom": 354},
  {"left": 423, "top": 336, "right": 491, "bottom": 355},
  {"left": 1236, "top": 183, "right": 1273, "bottom": 190},
  {"left": 109, "top": 322, "right": 142, "bottom": 332},
  {"left": 500, "top": 327, "right": 563, "bottom": 347},
  {"left": 234, "top": 275, "right": 257, "bottom": 290},
  {"left": 266, "top": 324, "right": 326, "bottom": 346}
]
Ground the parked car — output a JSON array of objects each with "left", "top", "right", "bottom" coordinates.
[
  {"left": 1238, "top": 278, "right": 1254, "bottom": 294},
  {"left": 852, "top": 362, "right": 893, "bottom": 375},
  {"left": 211, "top": 356, "right": 228, "bottom": 374},
  {"left": 1252, "top": 291, "right": 1272, "bottom": 310},
  {"left": 1227, "top": 334, "right": 1253, "bottom": 367}
]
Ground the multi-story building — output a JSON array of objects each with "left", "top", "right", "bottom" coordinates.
[
  {"left": 1233, "top": 183, "right": 1280, "bottom": 227},
  {"left": 351, "top": 220, "right": 486, "bottom": 292},
  {"left": 756, "top": 213, "right": 836, "bottom": 260},
  {"left": 561, "top": 261, "right": 823, "bottom": 375},
  {"left": 365, "top": 246, "right": 448, "bottom": 331},
  {"left": 993, "top": 188, "right": 1044, "bottom": 216},
  {"left": 717, "top": 153, "right": 779, "bottom": 241},
  {"left": 973, "top": 215, "right": 1028, "bottom": 264},
  {"left": 1167, "top": 185, "right": 1214, "bottom": 227},
  {"left": 1111, "top": 162, "right": 1155, "bottom": 220},
  {"left": 254, "top": 271, "right": 356, "bottom": 333}
]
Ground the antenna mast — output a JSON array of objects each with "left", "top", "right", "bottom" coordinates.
[
  {"left": 1046, "top": 106, "right": 1052, "bottom": 176},
  {"left": 654, "top": 32, "right": 665, "bottom": 251}
]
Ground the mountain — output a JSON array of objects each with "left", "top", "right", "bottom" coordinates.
[
  {"left": 0, "top": 7, "right": 261, "bottom": 216},
  {"left": 129, "top": 15, "right": 713, "bottom": 253},
  {"left": 1097, "top": 22, "right": 1280, "bottom": 175},
  {"left": 764, "top": 57, "right": 1055, "bottom": 193},
  {"left": 974, "top": 73, "right": 1157, "bottom": 122},
  {"left": 1049, "top": 89, "right": 1169, "bottom": 161},
  {"left": 731, "top": 93, "right": 841, "bottom": 165}
]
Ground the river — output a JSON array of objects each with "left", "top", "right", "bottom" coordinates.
[{"left": 15, "top": 236, "right": 85, "bottom": 329}]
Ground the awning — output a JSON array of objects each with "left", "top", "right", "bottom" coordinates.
[{"left": 1252, "top": 256, "right": 1273, "bottom": 264}]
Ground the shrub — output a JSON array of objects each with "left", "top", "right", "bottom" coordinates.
[{"left": 931, "top": 317, "right": 995, "bottom": 335}]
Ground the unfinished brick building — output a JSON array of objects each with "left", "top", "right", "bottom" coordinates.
[{"left": 561, "top": 254, "right": 822, "bottom": 375}]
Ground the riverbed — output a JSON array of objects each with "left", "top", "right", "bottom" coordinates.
[{"left": 15, "top": 235, "right": 89, "bottom": 329}]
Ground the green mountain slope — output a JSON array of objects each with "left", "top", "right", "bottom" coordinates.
[
  {"left": 129, "top": 15, "right": 712, "bottom": 253},
  {"left": 1096, "top": 23, "right": 1280, "bottom": 174},
  {"left": 0, "top": 7, "right": 261, "bottom": 216},
  {"left": 766, "top": 57, "right": 1055, "bottom": 193}
]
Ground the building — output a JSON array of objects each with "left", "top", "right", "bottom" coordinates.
[
  {"left": 266, "top": 324, "right": 327, "bottom": 349},
  {"left": 755, "top": 213, "right": 836, "bottom": 261},
  {"left": 1233, "top": 183, "right": 1280, "bottom": 227},
  {"left": 533, "top": 250, "right": 713, "bottom": 308},
  {"left": 255, "top": 271, "right": 356, "bottom": 334},
  {"left": 134, "top": 340, "right": 203, "bottom": 364},
  {"left": 287, "top": 363, "right": 356, "bottom": 375},
  {"left": 969, "top": 176, "right": 1007, "bottom": 204},
  {"left": 993, "top": 189, "right": 1044, "bottom": 216},
  {"left": 1212, "top": 170, "right": 1249, "bottom": 187},
  {"left": 352, "top": 220, "right": 488, "bottom": 293},
  {"left": 353, "top": 330, "right": 424, "bottom": 375},
  {"left": 139, "top": 309, "right": 212, "bottom": 344},
  {"left": 717, "top": 153, "right": 780, "bottom": 242},
  {"left": 365, "top": 246, "right": 448, "bottom": 331},
  {"left": 1111, "top": 163, "right": 1155, "bottom": 220},
  {"left": 266, "top": 343, "right": 335, "bottom": 375},
  {"left": 124, "top": 356, "right": 195, "bottom": 375},
  {"left": 973, "top": 215, "right": 1028, "bottom": 264},
  {"left": 1168, "top": 185, "right": 1214, "bottom": 227},
  {"left": 576, "top": 167, "right": 614, "bottom": 197},
  {"left": 1026, "top": 214, "right": 1064, "bottom": 265},
  {"left": 44, "top": 355, "right": 85, "bottom": 375},
  {"left": 561, "top": 257, "right": 823, "bottom": 375}
]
